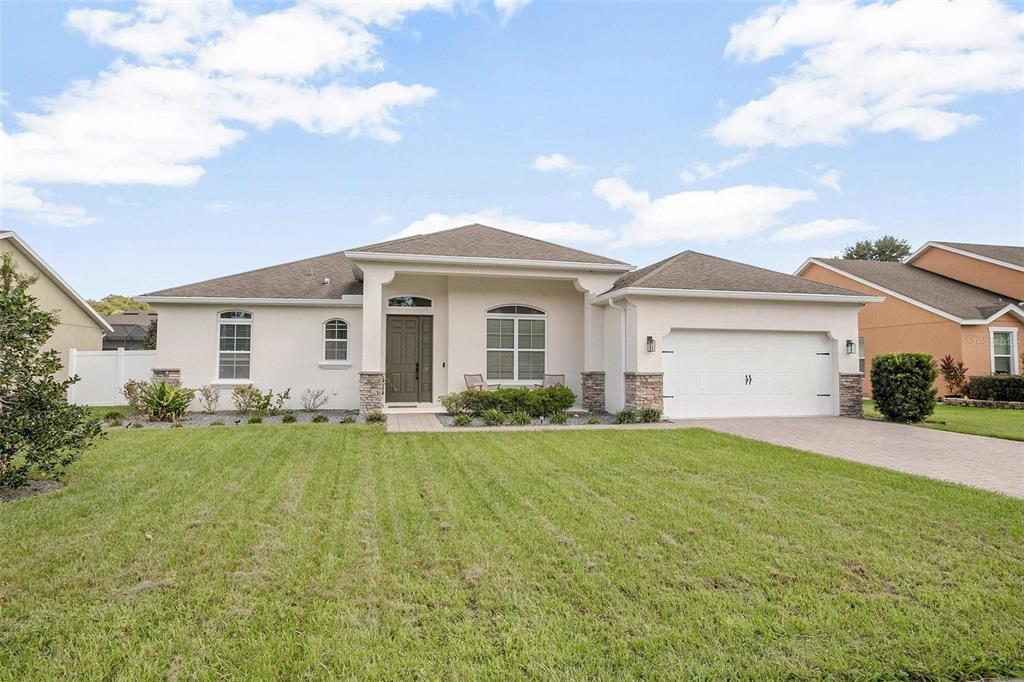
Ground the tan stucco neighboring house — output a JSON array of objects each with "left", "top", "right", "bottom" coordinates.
[
  {"left": 1, "top": 231, "right": 112, "bottom": 377},
  {"left": 797, "top": 241, "right": 1024, "bottom": 396},
  {"left": 137, "top": 224, "right": 880, "bottom": 418}
]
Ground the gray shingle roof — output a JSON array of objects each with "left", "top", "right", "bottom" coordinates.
[
  {"left": 349, "top": 224, "right": 628, "bottom": 265},
  {"left": 143, "top": 250, "right": 363, "bottom": 299},
  {"left": 930, "top": 242, "right": 1024, "bottom": 268},
  {"left": 606, "top": 251, "right": 870, "bottom": 297},
  {"left": 814, "top": 258, "right": 1020, "bottom": 320}
]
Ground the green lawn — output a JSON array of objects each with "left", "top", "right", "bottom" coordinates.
[
  {"left": 2, "top": 426, "right": 1022, "bottom": 679},
  {"left": 865, "top": 399, "right": 1024, "bottom": 441}
]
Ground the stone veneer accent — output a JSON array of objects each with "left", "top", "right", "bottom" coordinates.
[
  {"left": 839, "top": 373, "right": 863, "bottom": 417},
  {"left": 151, "top": 368, "right": 181, "bottom": 386},
  {"left": 580, "top": 371, "right": 605, "bottom": 411},
  {"left": 359, "top": 372, "right": 385, "bottom": 413},
  {"left": 624, "top": 372, "right": 663, "bottom": 411}
]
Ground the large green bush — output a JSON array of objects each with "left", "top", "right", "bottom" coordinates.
[
  {"left": 440, "top": 385, "right": 575, "bottom": 417},
  {"left": 871, "top": 353, "right": 937, "bottom": 423},
  {"left": 966, "top": 375, "right": 1024, "bottom": 402}
]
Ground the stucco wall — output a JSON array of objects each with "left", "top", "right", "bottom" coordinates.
[
  {"left": 151, "top": 303, "right": 363, "bottom": 410},
  {"left": 961, "top": 314, "right": 1023, "bottom": 377},
  {"left": 1, "top": 238, "right": 104, "bottom": 378},
  {"left": 911, "top": 247, "right": 1024, "bottom": 301}
]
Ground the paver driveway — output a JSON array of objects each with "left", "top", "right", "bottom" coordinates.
[{"left": 678, "top": 416, "right": 1023, "bottom": 498}]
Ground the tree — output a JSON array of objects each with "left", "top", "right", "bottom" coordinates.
[
  {"left": 143, "top": 319, "right": 157, "bottom": 350},
  {"left": 87, "top": 294, "right": 149, "bottom": 316},
  {"left": 841, "top": 235, "right": 912, "bottom": 262},
  {"left": 1, "top": 253, "right": 102, "bottom": 489}
]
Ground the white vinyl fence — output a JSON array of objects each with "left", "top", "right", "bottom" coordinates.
[{"left": 67, "top": 348, "right": 157, "bottom": 406}]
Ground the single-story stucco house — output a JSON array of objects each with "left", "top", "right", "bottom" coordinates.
[
  {"left": 797, "top": 241, "right": 1024, "bottom": 396},
  {"left": 137, "top": 224, "right": 881, "bottom": 418},
  {"left": 1, "top": 230, "right": 113, "bottom": 378}
]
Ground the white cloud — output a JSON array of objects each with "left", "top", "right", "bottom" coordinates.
[
  {"left": 814, "top": 167, "right": 841, "bottom": 192},
  {"left": 1, "top": 183, "right": 98, "bottom": 227},
  {"left": 771, "top": 218, "right": 875, "bottom": 242},
  {"left": 594, "top": 177, "right": 816, "bottom": 247},
  {"left": 206, "top": 200, "right": 233, "bottom": 213},
  {"left": 3, "top": 1, "right": 444, "bottom": 227},
  {"left": 712, "top": 0, "right": 1024, "bottom": 147},
  {"left": 391, "top": 208, "right": 613, "bottom": 244},
  {"left": 374, "top": 211, "right": 394, "bottom": 225},
  {"left": 495, "top": 0, "right": 531, "bottom": 22},
  {"left": 679, "top": 152, "right": 754, "bottom": 183},
  {"left": 531, "top": 153, "right": 586, "bottom": 174}
]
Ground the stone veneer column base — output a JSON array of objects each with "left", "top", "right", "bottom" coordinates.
[
  {"left": 359, "top": 372, "right": 385, "bottom": 414},
  {"left": 624, "top": 372, "right": 663, "bottom": 411},
  {"left": 580, "top": 371, "right": 606, "bottom": 411},
  {"left": 839, "top": 373, "right": 864, "bottom": 417},
  {"left": 151, "top": 368, "right": 181, "bottom": 386}
]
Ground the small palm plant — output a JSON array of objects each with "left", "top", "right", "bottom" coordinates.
[{"left": 140, "top": 381, "right": 195, "bottom": 422}]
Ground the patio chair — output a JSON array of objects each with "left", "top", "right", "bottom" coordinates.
[
  {"left": 533, "top": 374, "right": 565, "bottom": 389},
  {"left": 465, "top": 374, "right": 499, "bottom": 391}
]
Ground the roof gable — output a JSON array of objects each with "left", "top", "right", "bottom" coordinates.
[
  {"left": 805, "top": 258, "right": 1022, "bottom": 322},
  {"left": 909, "top": 241, "right": 1024, "bottom": 270},
  {"left": 348, "top": 224, "right": 628, "bottom": 266},
  {"left": 607, "top": 251, "right": 869, "bottom": 298}
]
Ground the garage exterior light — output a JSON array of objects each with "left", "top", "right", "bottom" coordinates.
[
  {"left": 846, "top": 339, "right": 856, "bottom": 354},
  {"left": 646, "top": 336, "right": 656, "bottom": 353}
]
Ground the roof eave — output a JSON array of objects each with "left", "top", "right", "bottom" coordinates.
[
  {"left": 594, "top": 286, "right": 883, "bottom": 304},
  {"left": 0, "top": 231, "right": 114, "bottom": 333},
  {"left": 136, "top": 295, "right": 364, "bottom": 307},
  {"left": 344, "top": 250, "right": 634, "bottom": 272}
]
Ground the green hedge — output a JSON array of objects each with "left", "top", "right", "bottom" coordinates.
[
  {"left": 870, "top": 353, "right": 937, "bottom": 423},
  {"left": 440, "top": 385, "right": 575, "bottom": 417},
  {"left": 966, "top": 375, "right": 1024, "bottom": 402}
]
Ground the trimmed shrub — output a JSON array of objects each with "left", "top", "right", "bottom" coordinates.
[
  {"left": 210, "top": 420, "right": 225, "bottom": 426},
  {"left": 232, "top": 385, "right": 291, "bottom": 416},
  {"left": 586, "top": 416, "right": 601, "bottom": 425},
  {"left": 481, "top": 409, "right": 506, "bottom": 426},
  {"left": 966, "top": 375, "right": 1024, "bottom": 402},
  {"left": 438, "top": 385, "right": 575, "bottom": 418},
  {"left": 615, "top": 409, "right": 637, "bottom": 424},
  {"left": 247, "top": 416, "right": 263, "bottom": 424},
  {"left": 131, "top": 422, "right": 144, "bottom": 429},
  {"left": 340, "top": 415, "right": 356, "bottom": 424},
  {"left": 366, "top": 411, "right": 387, "bottom": 424},
  {"left": 140, "top": 380, "right": 195, "bottom": 422},
  {"left": 451, "top": 413, "right": 473, "bottom": 427},
  {"left": 639, "top": 407, "right": 662, "bottom": 423},
  {"left": 507, "top": 409, "right": 531, "bottom": 425},
  {"left": 871, "top": 353, "right": 938, "bottom": 423},
  {"left": 311, "top": 414, "right": 329, "bottom": 424},
  {"left": 549, "top": 410, "right": 568, "bottom": 425},
  {"left": 281, "top": 412, "right": 297, "bottom": 423}
]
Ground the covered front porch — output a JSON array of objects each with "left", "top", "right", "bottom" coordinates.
[{"left": 346, "top": 258, "right": 624, "bottom": 413}]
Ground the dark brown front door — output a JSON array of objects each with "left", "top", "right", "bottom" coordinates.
[{"left": 385, "top": 315, "right": 433, "bottom": 403}]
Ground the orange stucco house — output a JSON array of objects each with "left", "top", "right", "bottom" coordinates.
[{"left": 797, "top": 241, "right": 1024, "bottom": 396}]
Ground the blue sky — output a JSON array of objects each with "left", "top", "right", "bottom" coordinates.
[{"left": 2, "top": 0, "right": 1022, "bottom": 299}]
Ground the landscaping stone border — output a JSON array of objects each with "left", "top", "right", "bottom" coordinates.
[{"left": 941, "top": 397, "right": 1024, "bottom": 410}]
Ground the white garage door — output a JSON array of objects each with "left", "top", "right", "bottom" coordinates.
[{"left": 662, "top": 330, "right": 834, "bottom": 419}]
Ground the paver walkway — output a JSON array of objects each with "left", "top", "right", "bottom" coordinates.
[{"left": 679, "top": 417, "right": 1023, "bottom": 498}]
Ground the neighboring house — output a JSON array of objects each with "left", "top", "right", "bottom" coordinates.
[
  {"left": 797, "top": 241, "right": 1024, "bottom": 396},
  {"left": 103, "top": 310, "right": 157, "bottom": 350},
  {"left": 0, "top": 231, "right": 113, "bottom": 377},
  {"left": 137, "top": 224, "right": 879, "bottom": 418}
]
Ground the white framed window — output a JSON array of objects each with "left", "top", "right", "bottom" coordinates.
[
  {"left": 858, "top": 337, "right": 865, "bottom": 374},
  {"left": 486, "top": 305, "right": 545, "bottom": 382},
  {"left": 323, "top": 319, "right": 348, "bottom": 362},
  {"left": 990, "top": 328, "right": 1018, "bottom": 375},
  {"left": 218, "top": 311, "right": 252, "bottom": 380}
]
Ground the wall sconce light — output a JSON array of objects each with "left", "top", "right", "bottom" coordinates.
[
  {"left": 846, "top": 339, "right": 856, "bottom": 354},
  {"left": 647, "top": 336, "right": 656, "bottom": 353}
]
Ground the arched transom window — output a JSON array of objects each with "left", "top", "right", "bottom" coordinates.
[
  {"left": 486, "top": 305, "right": 545, "bottom": 382},
  {"left": 218, "top": 311, "right": 252, "bottom": 380},
  {"left": 324, "top": 319, "right": 349, "bottom": 362}
]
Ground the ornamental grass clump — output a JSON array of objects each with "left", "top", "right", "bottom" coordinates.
[{"left": 871, "top": 353, "right": 937, "bottom": 423}]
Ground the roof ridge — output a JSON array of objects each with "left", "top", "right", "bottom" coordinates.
[
  {"left": 352, "top": 224, "right": 471, "bottom": 251},
  {"left": 626, "top": 250, "right": 693, "bottom": 288}
]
